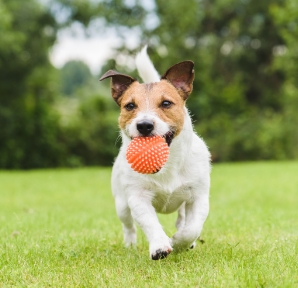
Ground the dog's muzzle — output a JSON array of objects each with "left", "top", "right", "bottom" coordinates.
[{"left": 134, "top": 120, "right": 174, "bottom": 146}]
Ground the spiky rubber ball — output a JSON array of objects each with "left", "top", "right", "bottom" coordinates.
[{"left": 126, "top": 136, "right": 169, "bottom": 174}]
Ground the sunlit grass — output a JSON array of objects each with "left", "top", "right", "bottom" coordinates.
[{"left": 0, "top": 162, "right": 297, "bottom": 287}]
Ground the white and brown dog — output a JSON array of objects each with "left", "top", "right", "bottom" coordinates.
[{"left": 100, "top": 47, "right": 211, "bottom": 260}]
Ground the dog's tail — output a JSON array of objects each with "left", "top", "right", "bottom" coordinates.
[{"left": 135, "top": 45, "right": 160, "bottom": 83}]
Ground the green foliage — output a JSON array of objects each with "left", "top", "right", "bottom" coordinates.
[
  {"left": 1, "top": 0, "right": 298, "bottom": 168},
  {"left": 0, "top": 0, "right": 63, "bottom": 169},
  {"left": 53, "top": 79, "right": 120, "bottom": 167},
  {"left": 197, "top": 109, "right": 295, "bottom": 162},
  {"left": 0, "top": 0, "right": 121, "bottom": 168},
  {"left": 149, "top": 0, "right": 285, "bottom": 108},
  {"left": 0, "top": 163, "right": 298, "bottom": 285},
  {"left": 53, "top": 0, "right": 147, "bottom": 28},
  {"left": 60, "top": 60, "right": 93, "bottom": 96},
  {"left": 106, "top": 0, "right": 298, "bottom": 162}
]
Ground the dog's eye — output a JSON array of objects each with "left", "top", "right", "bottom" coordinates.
[
  {"left": 161, "top": 100, "right": 173, "bottom": 108},
  {"left": 125, "top": 103, "right": 136, "bottom": 111}
]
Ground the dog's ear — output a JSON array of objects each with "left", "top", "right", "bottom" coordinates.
[
  {"left": 161, "top": 61, "right": 195, "bottom": 100},
  {"left": 99, "top": 70, "right": 137, "bottom": 105}
]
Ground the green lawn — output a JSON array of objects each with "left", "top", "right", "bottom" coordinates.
[{"left": 0, "top": 162, "right": 297, "bottom": 287}]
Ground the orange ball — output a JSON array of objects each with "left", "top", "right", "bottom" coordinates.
[{"left": 126, "top": 136, "right": 169, "bottom": 174}]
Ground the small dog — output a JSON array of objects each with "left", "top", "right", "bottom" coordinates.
[{"left": 100, "top": 47, "right": 211, "bottom": 260}]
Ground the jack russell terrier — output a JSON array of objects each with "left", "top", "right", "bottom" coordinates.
[{"left": 100, "top": 46, "right": 211, "bottom": 260}]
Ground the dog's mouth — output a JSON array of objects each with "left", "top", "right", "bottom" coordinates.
[
  {"left": 130, "top": 131, "right": 175, "bottom": 146},
  {"left": 163, "top": 131, "right": 174, "bottom": 147}
]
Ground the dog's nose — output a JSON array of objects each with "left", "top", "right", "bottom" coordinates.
[{"left": 137, "top": 120, "right": 154, "bottom": 136}]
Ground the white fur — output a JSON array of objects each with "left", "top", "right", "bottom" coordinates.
[
  {"left": 135, "top": 45, "right": 160, "bottom": 83},
  {"left": 111, "top": 49, "right": 211, "bottom": 260}
]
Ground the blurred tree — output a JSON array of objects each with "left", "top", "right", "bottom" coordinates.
[
  {"left": 143, "top": 0, "right": 285, "bottom": 115},
  {"left": 1, "top": 0, "right": 298, "bottom": 168},
  {"left": 51, "top": 0, "right": 298, "bottom": 162},
  {"left": 271, "top": 0, "right": 298, "bottom": 83},
  {"left": 149, "top": 0, "right": 290, "bottom": 161},
  {"left": 60, "top": 60, "right": 93, "bottom": 96},
  {"left": 270, "top": 0, "right": 298, "bottom": 159},
  {"left": 60, "top": 93, "right": 120, "bottom": 166},
  {"left": 94, "top": 0, "right": 296, "bottom": 161},
  {"left": 0, "top": 0, "right": 62, "bottom": 168},
  {"left": 51, "top": 0, "right": 147, "bottom": 28}
]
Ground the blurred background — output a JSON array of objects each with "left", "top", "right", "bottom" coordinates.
[{"left": 1, "top": 0, "right": 297, "bottom": 169}]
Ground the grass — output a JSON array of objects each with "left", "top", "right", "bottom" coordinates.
[{"left": 0, "top": 162, "right": 297, "bottom": 287}]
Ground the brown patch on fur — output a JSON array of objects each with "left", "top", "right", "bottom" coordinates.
[
  {"left": 118, "top": 80, "right": 186, "bottom": 136},
  {"left": 99, "top": 70, "right": 137, "bottom": 105}
]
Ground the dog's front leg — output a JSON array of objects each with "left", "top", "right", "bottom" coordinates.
[
  {"left": 172, "top": 192, "right": 209, "bottom": 250},
  {"left": 115, "top": 196, "right": 137, "bottom": 247},
  {"left": 128, "top": 193, "right": 173, "bottom": 260}
]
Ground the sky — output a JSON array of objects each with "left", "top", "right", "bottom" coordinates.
[
  {"left": 49, "top": 25, "right": 144, "bottom": 75},
  {"left": 45, "top": 0, "right": 117, "bottom": 75},
  {"left": 48, "top": 0, "right": 158, "bottom": 75},
  {"left": 49, "top": 29, "right": 119, "bottom": 75}
]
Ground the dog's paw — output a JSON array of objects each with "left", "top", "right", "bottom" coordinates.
[
  {"left": 171, "top": 228, "right": 201, "bottom": 251},
  {"left": 151, "top": 248, "right": 172, "bottom": 260},
  {"left": 150, "top": 239, "right": 173, "bottom": 260},
  {"left": 172, "top": 233, "right": 189, "bottom": 251},
  {"left": 171, "top": 236, "right": 194, "bottom": 251},
  {"left": 189, "top": 241, "right": 196, "bottom": 249}
]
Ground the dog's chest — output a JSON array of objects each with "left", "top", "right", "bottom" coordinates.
[{"left": 152, "top": 181, "right": 192, "bottom": 214}]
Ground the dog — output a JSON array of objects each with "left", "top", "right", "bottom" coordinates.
[{"left": 100, "top": 46, "right": 211, "bottom": 260}]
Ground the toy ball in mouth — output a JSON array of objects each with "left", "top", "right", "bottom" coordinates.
[{"left": 126, "top": 136, "right": 169, "bottom": 174}]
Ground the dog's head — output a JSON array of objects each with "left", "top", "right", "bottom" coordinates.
[{"left": 99, "top": 61, "right": 194, "bottom": 146}]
